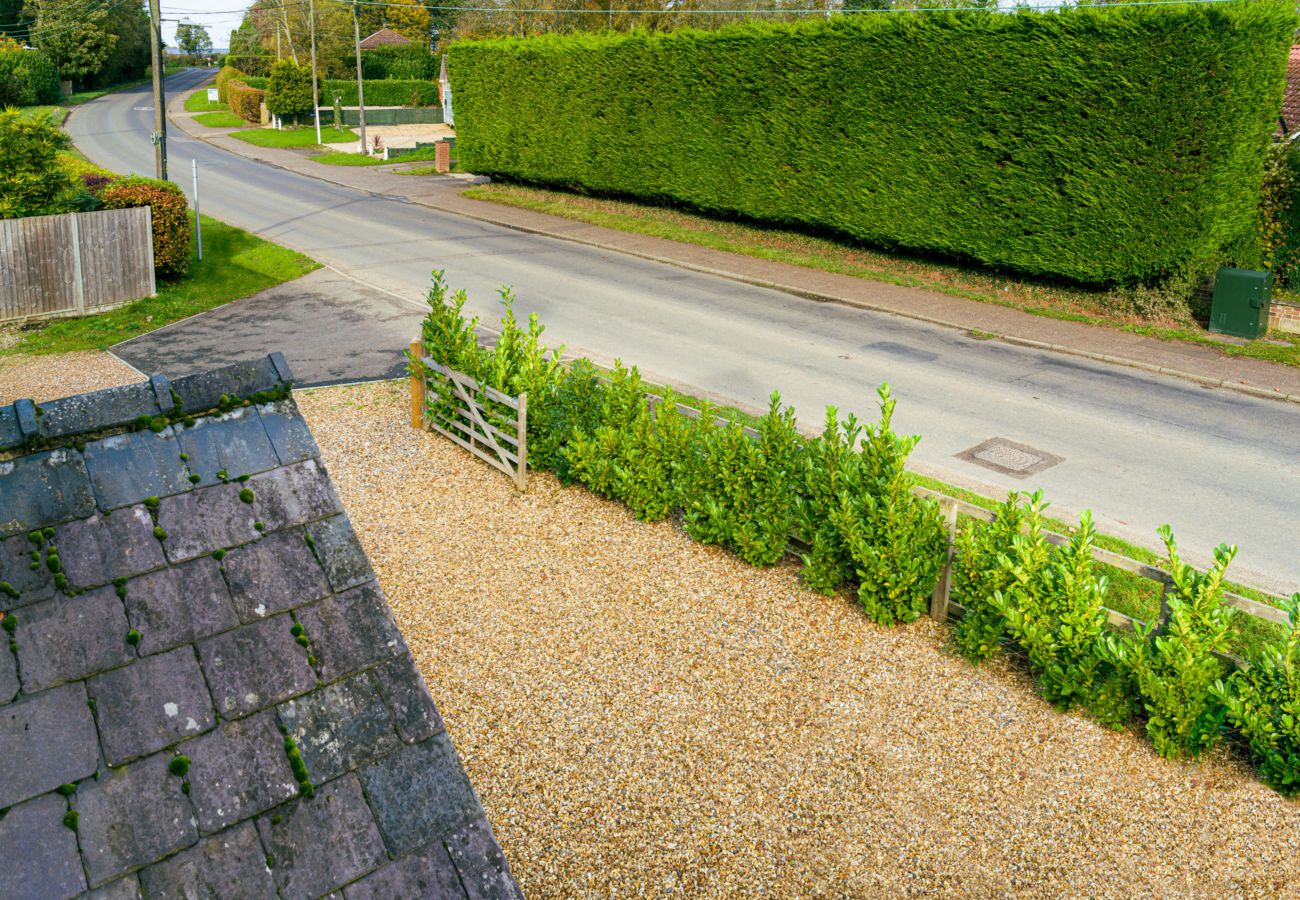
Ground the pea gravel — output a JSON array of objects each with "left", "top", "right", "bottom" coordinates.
[{"left": 0, "top": 350, "right": 141, "bottom": 403}]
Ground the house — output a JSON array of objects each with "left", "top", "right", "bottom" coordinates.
[{"left": 359, "top": 28, "right": 413, "bottom": 50}]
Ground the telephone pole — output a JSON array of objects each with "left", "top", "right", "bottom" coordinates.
[
  {"left": 352, "top": 1, "right": 367, "bottom": 154},
  {"left": 309, "top": 0, "right": 321, "bottom": 144},
  {"left": 148, "top": 0, "right": 167, "bottom": 180}
]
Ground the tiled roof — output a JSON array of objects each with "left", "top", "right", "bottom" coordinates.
[
  {"left": 1281, "top": 45, "right": 1300, "bottom": 134},
  {"left": 0, "top": 356, "right": 520, "bottom": 899},
  {"left": 359, "top": 28, "right": 413, "bottom": 49}
]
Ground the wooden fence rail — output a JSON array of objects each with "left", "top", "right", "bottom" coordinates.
[
  {"left": 410, "top": 343, "right": 527, "bottom": 491},
  {"left": 408, "top": 344, "right": 1289, "bottom": 654},
  {"left": 0, "top": 207, "right": 156, "bottom": 325}
]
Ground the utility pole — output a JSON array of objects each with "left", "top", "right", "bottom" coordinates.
[
  {"left": 309, "top": 0, "right": 321, "bottom": 144},
  {"left": 147, "top": 0, "right": 167, "bottom": 180},
  {"left": 351, "top": 1, "right": 367, "bottom": 154}
]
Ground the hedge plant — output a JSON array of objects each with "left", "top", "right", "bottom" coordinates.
[
  {"left": 101, "top": 177, "right": 190, "bottom": 278},
  {"left": 245, "top": 76, "right": 437, "bottom": 107},
  {"left": 226, "top": 81, "right": 265, "bottom": 122},
  {"left": 0, "top": 46, "right": 61, "bottom": 106},
  {"left": 215, "top": 64, "right": 244, "bottom": 103},
  {"left": 450, "top": 5, "right": 1295, "bottom": 287},
  {"left": 0, "top": 109, "right": 79, "bottom": 220},
  {"left": 265, "top": 60, "right": 314, "bottom": 121}
]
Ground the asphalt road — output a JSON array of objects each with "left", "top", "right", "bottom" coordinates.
[{"left": 68, "top": 70, "right": 1300, "bottom": 592}]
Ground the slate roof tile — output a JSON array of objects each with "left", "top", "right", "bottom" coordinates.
[
  {"left": 15, "top": 585, "right": 135, "bottom": 693},
  {"left": 0, "top": 357, "right": 519, "bottom": 899}
]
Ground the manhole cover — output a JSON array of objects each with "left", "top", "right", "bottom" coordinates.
[{"left": 956, "top": 437, "right": 1062, "bottom": 479}]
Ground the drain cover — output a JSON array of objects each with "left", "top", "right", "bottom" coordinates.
[{"left": 956, "top": 438, "right": 1062, "bottom": 479}]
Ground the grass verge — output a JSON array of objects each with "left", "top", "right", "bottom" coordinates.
[
  {"left": 3, "top": 215, "right": 317, "bottom": 354},
  {"left": 184, "top": 89, "right": 225, "bottom": 113},
  {"left": 17, "top": 105, "right": 67, "bottom": 122},
  {"left": 194, "top": 110, "right": 246, "bottom": 128},
  {"left": 230, "top": 126, "right": 354, "bottom": 148},
  {"left": 312, "top": 145, "right": 444, "bottom": 167},
  {"left": 464, "top": 182, "right": 1300, "bottom": 370}
]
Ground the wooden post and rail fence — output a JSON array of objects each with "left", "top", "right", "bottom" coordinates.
[
  {"left": 409, "top": 342, "right": 1288, "bottom": 659},
  {"left": 0, "top": 207, "right": 156, "bottom": 325}
]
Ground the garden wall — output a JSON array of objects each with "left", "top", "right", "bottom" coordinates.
[{"left": 449, "top": 5, "right": 1296, "bottom": 286}]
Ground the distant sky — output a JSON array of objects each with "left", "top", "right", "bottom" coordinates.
[{"left": 160, "top": 0, "right": 246, "bottom": 50}]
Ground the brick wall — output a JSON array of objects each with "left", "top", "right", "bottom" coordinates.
[{"left": 1270, "top": 298, "right": 1300, "bottom": 335}]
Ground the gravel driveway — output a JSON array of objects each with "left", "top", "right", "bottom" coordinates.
[{"left": 299, "top": 379, "right": 1300, "bottom": 899}]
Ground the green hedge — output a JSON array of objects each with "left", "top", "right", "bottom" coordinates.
[
  {"left": 243, "top": 76, "right": 437, "bottom": 107},
  {"left": 0, "top": 47, "right": 61, "bottom": 106},
  {"left": 450, "top": 5, "right": 1296, "bottom": 286},
  {"left": 357, "top": 44, "right": 437, "bottom": 80}
]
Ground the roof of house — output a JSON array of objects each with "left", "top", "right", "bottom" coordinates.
[
  {"left": 0, "top": 356, "right": 520, "bottom": 899},
  {"left": 359, "top": 27, "right": 413, "bottom": 49},
  {"left": 1281, "top": 45, "right": 1300, "bottom": 134}
]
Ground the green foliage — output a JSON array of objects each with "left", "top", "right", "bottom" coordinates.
[
  {"left": 26, "top": 0, "right": 115, "bottom": 86},
  {"left": 680, "top": 391, "right": 801, "bottom": 567},
  {"left": 951, "top": 493, "right": 1027, "bottom": 662},
  {"left": 991, "top": 509, "right": 1132, "bottom": 725},
  {"left": 265, "top": 59, "right": 313, "bottom": 120},
  {"left": 0, "top": 108, "right": 77, "bottom": 220},
  {"left": 226, "top": 80, "right": 265, "bottom": 122},
  {"left": 1217, "top": 594, "right": 1300, "bottom": 794},
  {"left": 1259, "top": 139, "right": 1300, "bottom": 289},
  {"left": 795, "top": 406, "right": 862, "bottom": 595},
  {"left": 829, "top": 385, "right": 945, "bottom": 625},
  {"left": 564, "top": 361, "right": 643, "bottom": 499},
  {"left": 1103, "top": 527, "right": 1238, "bottom": 760},
  {"left": 0, "top": 46, "right": 60, "bottom": 106},
  {"left": 244, "top": 76, "right": 438, "bottom": 107},
  {"left": 215, "top": 65, "right": 244, "bottom": 103},
  {"left": 359, "top": 44, "right": 437, "bottom": 80},
  {"left": 528, "top": 358, "right": 605, "bottom": 482},
  {"left": 451, "top": 6, "right": 1296, "bottom": 286},
  {"left": 167, "top": 754, "right": 190, "bottom": 777},
  {"left": 482, "top": 287, "right": 564, "bottom": 400},
  {"left": 175, "top": 20, "right": 212, "bottom": 58},
  {"left": 100, "top": 177, "right": 190, "bottom": 278}
]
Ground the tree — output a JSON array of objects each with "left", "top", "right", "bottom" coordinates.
[
  {"left": 265, "top": 58, "right": 313, "bottom": 121},
  {"left": 175, "top": 19, "right": 213, "bottom": 58},
  {"left": 97, "top": 5, "right": 150, "bottom": 87},
  {"left": 24, "top": 0, "right": 117, "bottom": 88}
]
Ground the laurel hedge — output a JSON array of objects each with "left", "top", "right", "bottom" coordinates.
[{"left": 450, "top": 5, "right": 1295, "bottom": 286}]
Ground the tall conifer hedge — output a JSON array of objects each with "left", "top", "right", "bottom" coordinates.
[{"left": 449, "top": 5, "right": 1295, "bottom": 285}]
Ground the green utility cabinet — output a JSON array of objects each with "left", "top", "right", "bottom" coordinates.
[{"left": 1209, "top": 267, "right": 1272, "bottom": 339}]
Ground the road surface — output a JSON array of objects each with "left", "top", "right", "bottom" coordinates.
[{"left": 66, "top": 70, "right": 1300, "bottom": 593}]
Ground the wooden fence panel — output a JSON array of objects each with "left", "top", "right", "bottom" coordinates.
[{"left": 0, "top": 207, "right": 155, "bottom": 324}]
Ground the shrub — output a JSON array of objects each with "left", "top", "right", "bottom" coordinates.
[
  {"left": 795, "top": 407, "right": 863, "bottom": 595},
  {"left": 481, "top": 287, "right": 564, "bottom": 401},
  {"left": 1103, "top": 527, "right": 1238, "bottom": 760},
  {"left": 451, "top": 6, "right": 1295, "bottom": 287},
  {"left": 100, "top": 176, "right": 190, "bottom": 278},
  {"left": 564, "top": 361, "right": 645, "bottom": 500},
  {"left": 226, "top": 81, "right": 265, "bottom": 123},
  {"left": 221, "top": 55, "right": 272, "bottom": 77},
  {"left": 359, "top": 44, "right": 437, "bottom": 80},
  {"left": 1217, "top": 594, "right": 1300, "bottom": 794},
  {"left": 680, "top": 391, "right": 801, "bottom": 567},
  {"left": 951, "top": 492, "right": 1029, "bottom": 662},
  {"left": 1259, "top": 138, "right": 1300, "bottom": 289},
  {"left": 265, "top": 59, "right": 314, "bottom": 120},
  {"left": 0, "top": 109, "right": 78, "bottom": 219},
  {"left": 528, "top": 358, "right": 605, "bottom": 482},
  {"left": 215, "top": 64, "right": 244, "bottom": 103},
  {"left": 991, "top": 509, "right": 1130, "bottom": 723},
  {"left": 0, "top": 46, "right": 61, "bottom": 106},
  {"left": 829, "top": 385, "right": 945, "bottom": 625},
  {"left": 245, "top": 76, "right": 437, "bottom": 107}
]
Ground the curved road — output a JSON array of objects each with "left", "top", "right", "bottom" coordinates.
[{"left": 67, "top": 69, "right": 1300, "bottom": 592}]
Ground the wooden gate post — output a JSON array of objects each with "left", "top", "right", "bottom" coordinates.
[
  {"left": 930, "top": 497, "right": 960, "bottom": 622},
  {"left": 514, "top": 392, "right": 528, "bottom": 492},
  {"left": 409, "top": 338, "right": 425, "bottom": 429}
]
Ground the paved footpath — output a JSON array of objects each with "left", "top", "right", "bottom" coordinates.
[{"left": 170, "top": 95, "right": 1300, "bottom": 406}]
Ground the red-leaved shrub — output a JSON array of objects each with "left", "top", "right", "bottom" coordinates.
[{"left": 101, "top": 177, "right": 190, "bottom": 279}]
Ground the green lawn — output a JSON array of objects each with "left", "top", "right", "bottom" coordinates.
[
  {"left": 194, "top": 110, "right": 246, "bottom": 128},
  {"left": 465, "top": 183, "right": 1300, "bottom": 370},
  {"left": 184, "top": 89, "right": 225, "bottom": 113},
  {"left": 230, "top": 126, "right": 355, "bottom": 148},
  {"left": 394, "top": 165, "right": 445, "bottom": 177},
  {"left": 310, "top": 151, "right": 391, "bottom": 167},
  {"left": 5, "top": 215, "right": 317, "bottom": 354},
  {"left": 16, "top": 106, "right": 67, "bottom": 123}
]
